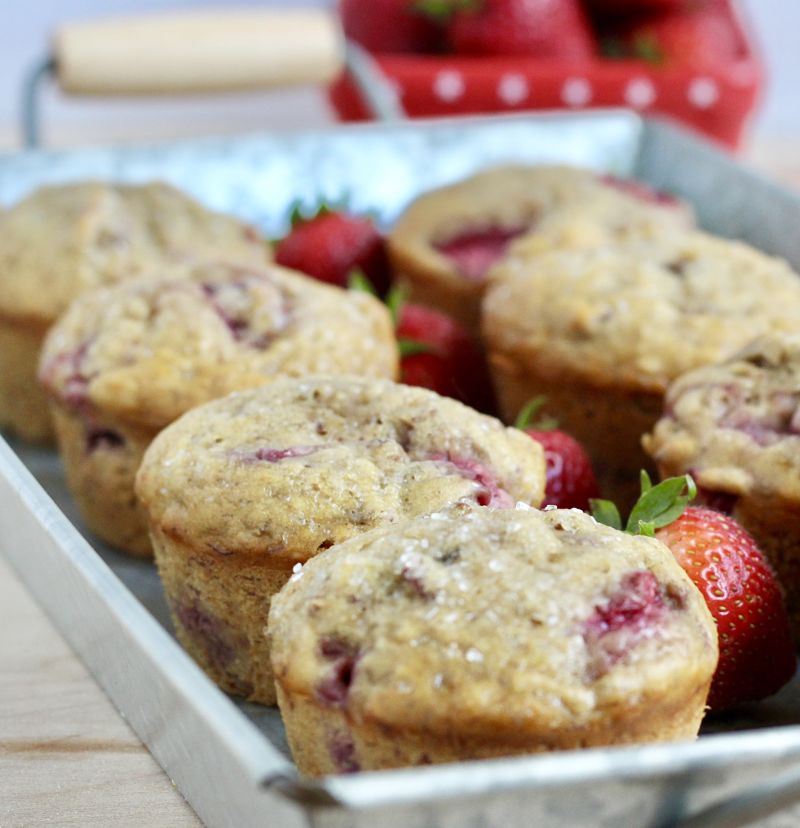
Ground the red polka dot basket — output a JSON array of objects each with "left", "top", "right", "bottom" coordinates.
[{"left": 328, "top": 0, "right": 762, "bottom": 150}]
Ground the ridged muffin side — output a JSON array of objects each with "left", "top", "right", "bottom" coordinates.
[{"left": 270, "top": 506, "right": 718, "bottom": 774}]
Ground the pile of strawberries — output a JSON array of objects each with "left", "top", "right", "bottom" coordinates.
[
  {"left": 275, "top": 204, "right": 797, "bottom": 715},
  {"left": 339, "top": 0, "right": 740, "bottom": 68}
]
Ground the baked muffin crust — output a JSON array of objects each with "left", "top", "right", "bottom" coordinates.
[
  {"left": 0, "top": 181, "right": 267, "bottom": 325},
  {"left": 645, "top": 334, "right": 800, "bottom": 502},
  {"left": 135, "top": 377, "right": 545, "bottom": 703},
  {"left": 0, "top": 180, "right": 267, "bottom": 441},
  {"left": 136, "top": 376, "right": 545, "bottom": 562},
  {"left": 39, "top": 264, "right": 398, "bottom": 555},
  {"left": 270, "top": 505, "right": 717, "bottom": 774},
  {"left": 40, "top": 264, "right": 396, "bottom": 429},
  {"left": 644, "top": 334, "right": 800, "bottom": 637},
  {"left": 483, "top": 231, "right": 800, "bottom": 507},
  {"left": 388, "top": 165, "right": 691, "bottom": 332}
]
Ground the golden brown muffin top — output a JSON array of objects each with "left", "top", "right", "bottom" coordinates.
[
  {"left": 269, "top": 506, "right": 717, "bottom": 736},
  {"left": 484, "top": 231, "right": 800, "bottom": 394},
  {"left": 135, "top": 377, "right": 545, "bottom": 563},
  {"left": 388, "top": 164, "right": 692, "bottom": 287},
  {"left": 39, "top": 264, "right": 397, "bottom": 429},
  {"left": 0, "top": 181, "right": 268, "bottom": 323},
  {"left": 644, "top": 333, "right": 800, "bottom": 502}
]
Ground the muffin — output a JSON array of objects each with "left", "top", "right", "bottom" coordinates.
[
  {"left": 0, "top": 180, "right": 268, "bottom": 442},
  {"left": 269, "top": 505, "right": 718, "bottom": 775},
  {"left": 135, "top": 377, "right": 546, "bottom": 704},
  {"left": 644, "top": 333, "right": 800, "bottom": 636},
  {"left": 483, "top": 231, "right": 800, "bottom": 509},
  {"left": 388, "top": 165, "right": 692, "bottom": 333},
  {"left": 39, "top": 264, "right": 397, "bottom": 556}
]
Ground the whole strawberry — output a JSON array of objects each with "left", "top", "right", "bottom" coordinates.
[
  {"left": 440, "top": 0, "right": 595, "bottom": 60},
  {"left": 275, "top": 208, "right": 392, "bottom": 295},
  {"left": 656, "top": 507, "right": 796, "bottom": 711},
  {"left": 593, "top": 474, "right": 796, "bottom": 712},
  {"left": 612, "top": 7, "right": 739, "bottom": 67},
  {"left": 340, "top": 0, "right": 442, "bottom": 54},
  {"left": 396, "top": 300, "right": 496, "bottom": 413},
  {"left": 587, "top": 0, "right": 690, "bottom": 14},
  {"left": 514, "top": 398, "right": 599, "bottom": 510}
]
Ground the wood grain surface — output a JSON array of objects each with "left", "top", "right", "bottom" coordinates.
[{"left": 0, "top": 555, "right": 200, "bottom": 827}]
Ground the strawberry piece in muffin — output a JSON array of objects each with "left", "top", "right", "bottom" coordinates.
[{"left": 434, "top": 225, "right": 529, "bottom": 283}]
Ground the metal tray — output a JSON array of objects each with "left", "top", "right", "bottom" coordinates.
[{"left": 3, "top": 112, "right": 800, "bottom": 828}]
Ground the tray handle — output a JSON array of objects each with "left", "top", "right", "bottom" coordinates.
[
  {"left": 22, "top": 9, "right": 404, "bottom": 147},
  {"left": 53, "top": 10, "right": 344, "bottom": 96}
]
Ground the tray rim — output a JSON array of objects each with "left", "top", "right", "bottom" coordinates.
[{"left": 3, "top": 109, "right": 800, "bottom": 825}]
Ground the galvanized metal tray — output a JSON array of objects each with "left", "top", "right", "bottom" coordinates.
[{"left": 3, "top": 112, "right": 800, "bottom": 828}]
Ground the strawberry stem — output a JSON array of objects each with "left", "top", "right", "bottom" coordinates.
[
  {"left": 347, "top": 269, "right": 377, "bottom": 296},
  {"left": 385, "top": 284, "right": 408, "bottom": 328},
  {"left": 286, "top": 198, "right": 348, "bottom": 228}
]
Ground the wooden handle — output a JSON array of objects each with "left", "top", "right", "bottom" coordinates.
[{"left": 53, "top": 10, "right": 345, "bottom": 96}]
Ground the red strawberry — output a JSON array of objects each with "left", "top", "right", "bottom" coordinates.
[
  {"left": 514, "top": 398, "right": 599, "bottom": 510},
  {"left": 395, "top": 301, "right": 496, "bottom": 413},
  {"left": 275, "top": 208, "right": 391, "bottom": 295},
  {"left": 593, "top": 474, "right": 796, "bottom": 711},
  {"left": 612, "top": 8, "right": 740, "bottom": 67},
  {"left": 587, "top": 0, "right": 690, "bottom": 15},
  {"left": 441, "top": 0, "right": 595, "bottom": 60},
  {"left": 656, "top": 507, "right": 796, "bottom": 711},
  {"left": 340, "top": 0, "right": 443, "bottom": 54}
]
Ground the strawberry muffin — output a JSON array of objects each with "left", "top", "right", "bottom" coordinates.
[
  {"left": 644, "top": 333, "right": 800, "bottom": 636},
  {"left": 135, "top": 377, "right": 545, "bottom": 704},
  {"left": 483, "top": 232, "right": 800, "bottom": 509},
  {"left": 39, "top": 264, "right": 397, "bottom": 556},
  {"left": 269, "top": 505, "right": 718, "bottom": 775},
  {"left": 0, "top": 181, "right": 268, "bottom": 443},
  {"left": 388, "top": 165, "right": 691, "bottom": 333}
]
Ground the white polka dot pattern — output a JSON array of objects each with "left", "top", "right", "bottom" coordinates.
[
  {"left": 688, "top": 77, "right": 721, "bottom": 110},
  {"left": 561, "top": 78, "right": 592, "bottom": 108},
  {"left": 625, "top": 78, "right": 657, "bottom": 109},
  {"left": 433, "top": 70, "right": 465, "bottom": 103},
  {"left": 497, "top": 74, "right": 529, "bottom": 106}
]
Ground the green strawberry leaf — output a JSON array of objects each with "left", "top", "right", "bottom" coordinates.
[
  {"left": 386, "top": 284, "right": 408, "bottom": 328},
  {"left": 625, "top": 474, "right": 697, "bottom": 535},
  {"left": 600, "top": 36, "right": 628, "bottom": 60},
  {"left": 398, "top": 338, "right": 438, "bottom": 357},
  {"left": 591, "top": 499, "right": 623, "bottom": 531},
  {"left": 414, "top": 0, "right": 474, "bottom": 21},
  {"left": 287, "top": 199, "right": 347, "bottom": 228},
  {"left": 288, "top": 199, "right": 306, "bottom": 228},
  {"left": 632, "top": 34, "right": 666, "bottom": 66},
  {"left": 513, "top": 396, "right": 559, "bottom": 432},
  {"left": 640, "top": 469, "right": 653, "bottom": 494},
  {"left": 635, "top": 520, "right": 656, "bottom": 537},
  {"left": 347, "top": 269, "right": 377, "bottom": 296}
]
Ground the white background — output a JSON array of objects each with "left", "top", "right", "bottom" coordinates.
[{"left": 0, "top": 0, "right": 797, "bottom": 147}]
